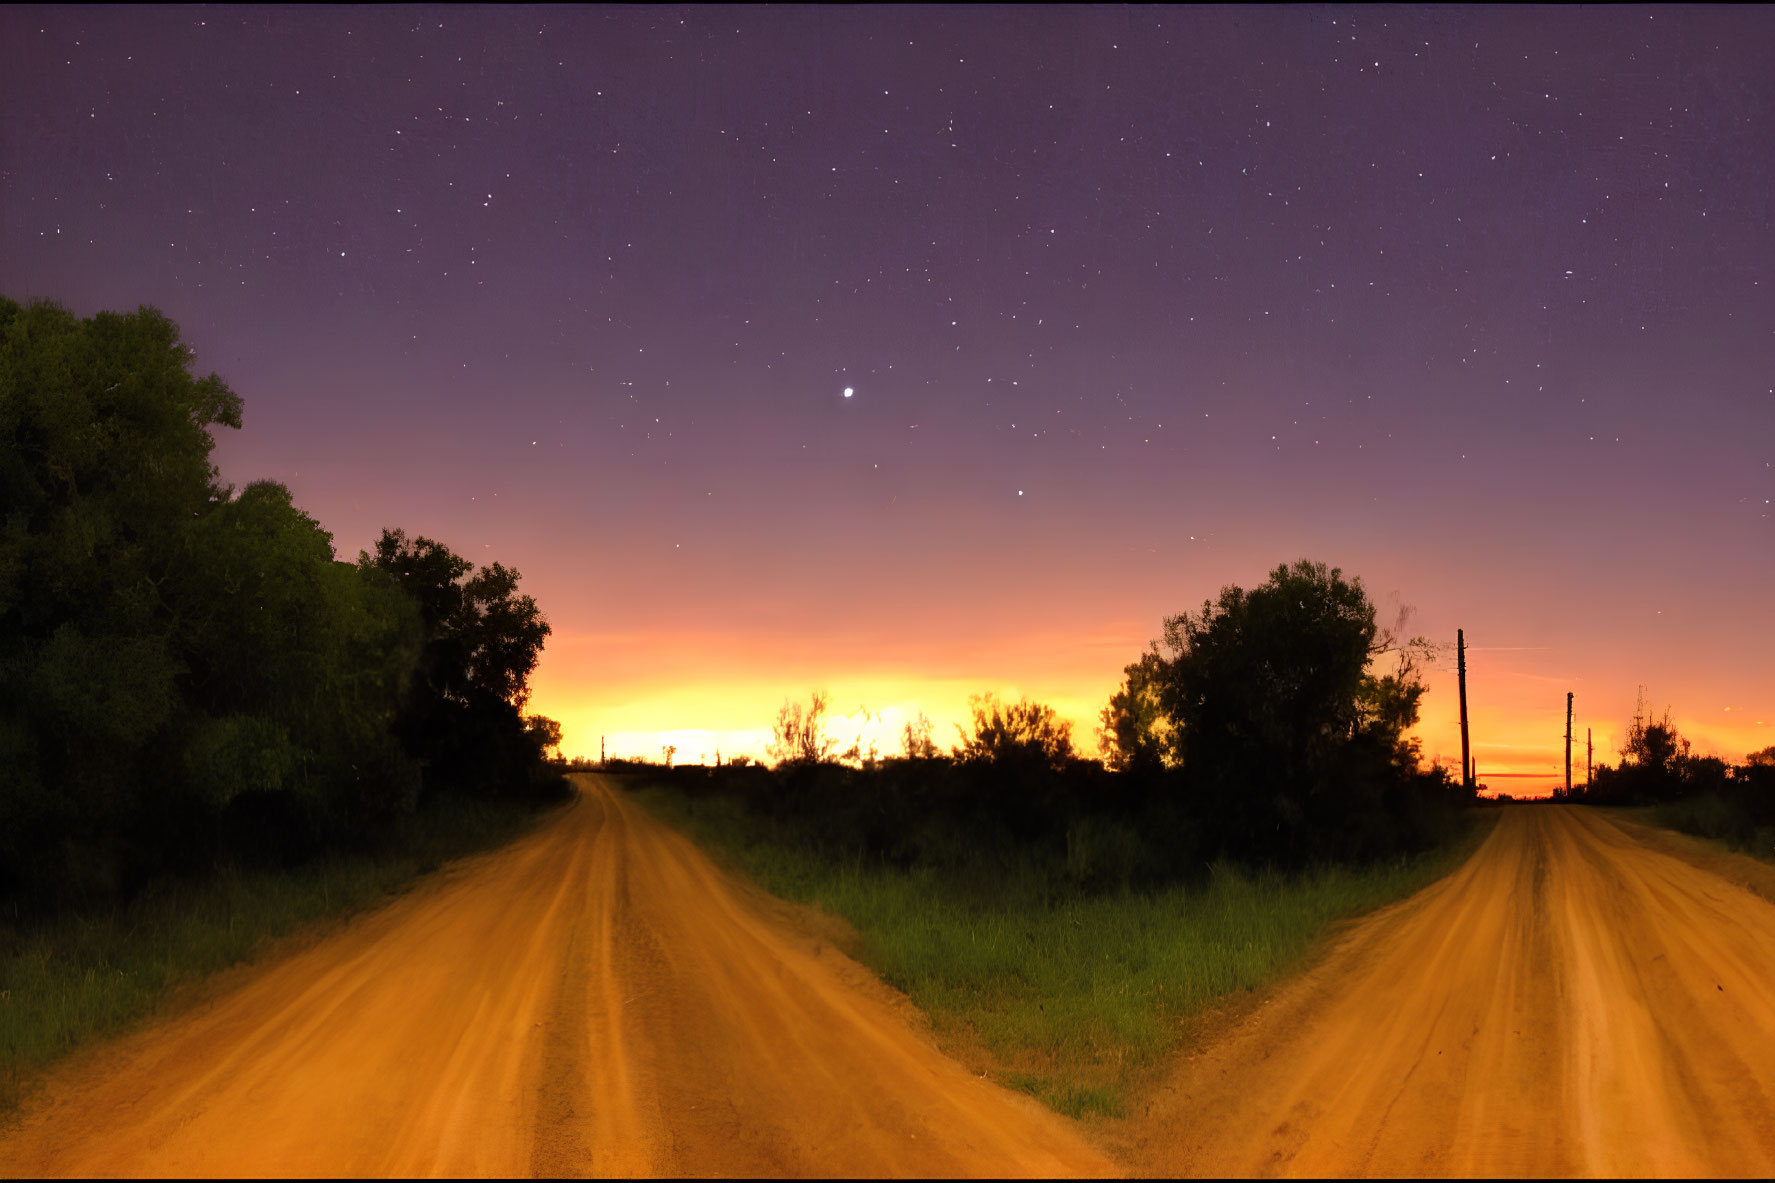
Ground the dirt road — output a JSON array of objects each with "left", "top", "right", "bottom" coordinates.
[
  {"left": 0, "top": 777, "right": 1112, "bottom": 1177},
  {"left": 1117, "top": 804, "right": 1775, "bottom": 1177}
]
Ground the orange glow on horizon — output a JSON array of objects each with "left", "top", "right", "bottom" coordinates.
[
  {"left": 531, "top": 628, "right": 1771, "bottom": 777},
  {"left": 534, "top": 673, "right": 1121, "bottom": 766}
]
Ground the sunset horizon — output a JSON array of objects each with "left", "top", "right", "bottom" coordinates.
[{"left": 5, "top": 6, "right": 1775, "bottom": 1176}]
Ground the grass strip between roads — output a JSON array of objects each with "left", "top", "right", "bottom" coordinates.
[
  {"left": 0, "top": 795, "right": 553, "bottom": 1116},
  {"left": 634, "top": 781, "right": 1495, "bottom": 1120}
]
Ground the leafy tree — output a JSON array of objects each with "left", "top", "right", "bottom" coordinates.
[
  {"left": 954, "top": 692, "right": 1074, "bottom": 772},
  {"left": 362, "top": 530, "right": 548, "bottom": 710},
  {"left": 1586, "top": 704, "right": 1692, "bottom": 804},
  {"left": 1677, "top": 752, "right": 1730, "bottom": 796},
  {"left": 0, "top": 295, "right": 564, "bottom": 906},
  {"left": 1, "top": 297, "right": 243, "bottom": 897},
  {"left": 360, "top": 529, "right": 555, "bottom": 800},
  {"left": 1355, "top": 620, "right": 1440, "bottom": 772},
  {"left": 525, "top": 715, "right": 563, "bottom": 760},
  {"left": 171, "top": 481, "right": 422, "bottom": 830},
  {"left": 1734, "top": 755, "right": 1775, "bottom": 828},
  {"left": 1149, "top": 559, "right": 1434, "bottom": 860},
  {"left": 1623, "top": 710, "right": 1683, "bottom": 777},
  {"left": 1098, "top": 651, "right": 1170, "bottom": 773},
  {"left": 1159, "top": 560, "right": 1376, "bottom": 762}
]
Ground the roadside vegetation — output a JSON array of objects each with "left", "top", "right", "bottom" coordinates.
[
  {"left": 620, "top": 559, "right": 1488, "bottom": 1116},
  {"left": 0, "top": 296, "right": 567, "bottom": 1099},
  {"left": 635, "top": 780, "right": 1489, "bottom": 1118},
  {"left": 1569, "top": 703, "right": 1775, "bottom": 855}
]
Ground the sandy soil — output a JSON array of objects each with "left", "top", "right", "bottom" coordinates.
[
  {"left": 1111, "top": 804, "right": 1775, "bottom": 1177},
  {"left": 0, "top": 776, "right": 1113, "bottom": 1177}
]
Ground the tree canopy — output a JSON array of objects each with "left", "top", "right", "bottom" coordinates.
[
  {"left": 0, "top": 296, "right": 563, "bottom": 909},
  {"left": 1111, "top": 559, "right": 1450, "bottom": 861},
  {"left": 954, "top": 692, "right": 1074, "bottom": 773}
]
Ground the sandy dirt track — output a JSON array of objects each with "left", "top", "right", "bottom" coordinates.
[
  {"left": 1115, "top": 804, "right": 1775, "bottom": 1177},
  {"left": 0, "top": 777, "right": 1113, "bottom": 1177}
]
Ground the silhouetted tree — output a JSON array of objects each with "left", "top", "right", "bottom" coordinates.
[
  {"left": 954, "top": 693, "right": 1074, "bottom": 771},
  {"left": 1583, "top": 705, "right": 1729, "bottom": 807},
  {"left": 1147, "top": 559, "right": 1437, "bottom": 861},
  {"left": 768, "top": 691, "right": 837, "bottom": 765},
  {"left": 1098, "top": 651, "right": 1170, "bottom": 773},
  {"left": 1356, "top": 619, "right": 1440, "bottom": 773},
  {"left": 0, "top": 295, "right": 567, "bottom": 909},
  {"left": 361, "top": 529, "right": 556, "bottom": 801},
  {"left": 1734, "top": 755, "right": 1775, "bottom": 829},
  {"left": 526, "top": 715, "right": 563, "bottom": 760},
  {"left": 1624, "top": 713, "right": 1683, "bottom": 778},
  {"left": 901, "top": 710, "right": 939, "bottom": 759}
]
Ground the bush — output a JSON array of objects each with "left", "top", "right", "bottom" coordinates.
[
  {"left": 0, "top": 295, "right": 564, "bottom": 913},
  {"left": 1653, "top": 793, "right": 1758, "bottom": 849}
]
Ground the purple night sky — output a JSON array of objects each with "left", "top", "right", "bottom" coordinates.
[{"left": 4, "top": 5, "right": 1771, "bottom": 784}]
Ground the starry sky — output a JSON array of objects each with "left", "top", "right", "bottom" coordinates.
[{"left": 5, "top": 5, "right": 1772, "bottom": 789}]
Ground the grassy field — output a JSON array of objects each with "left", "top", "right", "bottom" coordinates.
[
  {"left": 0, "top": 795, "right": 554, "bottom": 1115},
  {"left": 631, "top": 782, "right": 1494, "bottom": 1119},
  {"left": 1647, "top": 795, "right": 1775, "bottom": 857}
]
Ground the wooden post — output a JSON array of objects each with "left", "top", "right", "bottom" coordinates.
[
  {"left": 600, "top": 734, "right": 605, "bottom": 763},
  {"left": 1457, "top": 630, "right": 1472, "bottom": 791},
  {"left": 1565, "top": 692, "right": 1574, "bottom": 797}
]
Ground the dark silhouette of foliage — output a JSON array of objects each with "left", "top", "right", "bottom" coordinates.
[
  {"left": 361, "top": 529, "right": 559, "bottom": 803},
  {"left": 526, "top": 715, "right": 564, "bottom": 760},
  {"left": 768, "top": 691, "right": 838, "bottom": 765},
  {"left": 1577, "top": 706, "right": 1773, "bottom": 849},
  {"left": 1098, "top": 652, "right": 1170, "bottom": 773},
  {"left": 668, "top": 558, "right": 1472, "bottom": 908},
  {"left": 901, "top": 710, "right": 939, "bottom": 760},
  {"left": 1584, "top": 705, "right": 1694, "bottom": 806},
  {"left": 0, "top": 296, "right": 563, "bottom": 911},
  {"left": 1144, "top": 559, "right": 1449, "bottom": 862},
  {"left": 954, "top": 692, "right": 1074, "bottom": 772}
]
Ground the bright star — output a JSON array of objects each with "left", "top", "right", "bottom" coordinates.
[{"left": 843, "top": 387, "right": 854, "bottom": 398}]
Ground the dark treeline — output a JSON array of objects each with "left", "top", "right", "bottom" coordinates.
[
  {"left": 0, "top": 297, "right": 566, "bottom": 912},
  {"left": 638, "top": 560, "right": 1475, "bottom": 890},
  {"left": 1570, "top": 706, "right": 1775, "bottom": 847}
]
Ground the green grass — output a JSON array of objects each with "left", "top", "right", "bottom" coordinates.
[
  {"left": 1647, "top": 794, "right": 1774, "bottom": 855},
  {"left": 0, "top": 795, "right": 554, "bottom": 1115},
  {"left": 631, "top": 784, "right": 1493, "bottom": 1119}
]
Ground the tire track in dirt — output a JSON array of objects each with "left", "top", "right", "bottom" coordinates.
[
  {"left": 0, "top": 777, "right": 1113, "bottom": 1177},
  {"left": 1111, "top": 804, "right": 1775, "bottom": 1177}
]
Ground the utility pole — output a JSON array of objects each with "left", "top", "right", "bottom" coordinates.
[
  {"left": 1457, "top": 629, "right": 1473, "bottom": 791},
  {"left": 1565, "top": 692, "right": 1574, "bottom": 798},
  {"left": 1587, "top": 727, "right": 1593, "bottom": 789},
  {"left": 600, "top": 734, "right": 605, "bottom": 764}
]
